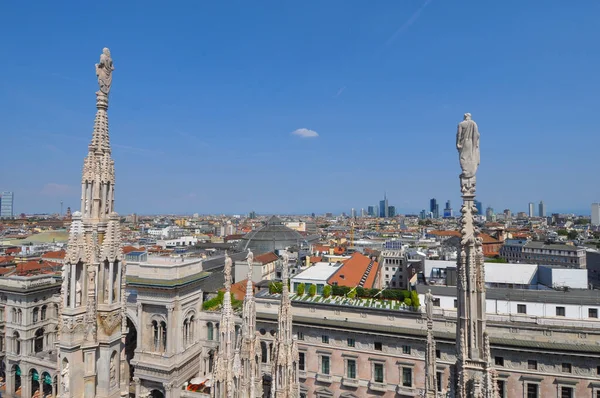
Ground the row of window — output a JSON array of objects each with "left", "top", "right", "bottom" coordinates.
[
  {"left": 447, "top": 300, "right": 599, "bottom": 319},
  {"left": 298, "top": 352, "right": 416, "bottom": 387},
  {"left": 312, "top": 334, "right": 411, "bottom": 354}
]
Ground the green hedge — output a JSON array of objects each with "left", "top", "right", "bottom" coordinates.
[
  {"left": 296, "top": 283, "right": 305, "bottom": 295},
  {"left": 202, "top": 291, "right": 242, "bottom": 311}
]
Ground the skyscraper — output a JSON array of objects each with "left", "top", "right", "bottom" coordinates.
[
  {"left": 592, "top": 203, "right": 600, "bottom": 226},
  {"left": 0, "top": 191, "right": 14, "bottom": 218},
  {"left": 443, "top": 200, "right": 453, "bottom": 218},
  {"left": 485, "top": 206, "right": 494, "bottom": 222},
  {"left": 429, "top": 198, "right": 437, "bottom": 217},
  {"left": 379, "top": 194, "right": 389, "bottom": 218},
  {"left": 367, "top": 206, "right": 375, "bottom": 217},
  {"left": 351, "top": 208, "right": 356, "bottom": 218},
  {"left": 388, "top": 206, "right": 396, "bottom": 217},
  {"left": 474, "top": 200, "right": 483, "bottom": 215},
  {"left": 528, "top": 202, "right": 535, "bottom": 217},
  {"left": 539, "top": 200, "right": 546, "bottom": 218}
]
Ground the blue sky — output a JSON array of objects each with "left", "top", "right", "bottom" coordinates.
[{"left": 1, "top": 0, "right": 599, "bottom": 216}]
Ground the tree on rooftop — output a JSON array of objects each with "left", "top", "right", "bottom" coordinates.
[
  {"left": 296, "top": 283, "right": 305, "bottom": 295},
  {"left": 308, "top": 284, "right": 316, "bottom": 296},
  {"left": 323, "top": 285, "right": 332, "bottom": 298}
]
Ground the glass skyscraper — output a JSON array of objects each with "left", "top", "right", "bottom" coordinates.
[{"left": 0, "top": 192, "right": 13, "bottom": 218}]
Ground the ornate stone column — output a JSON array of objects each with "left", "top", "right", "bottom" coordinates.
[
  {"left": 166, "top": 305, "right": 174, "bottom": 354},
  {"left": 164, "top": 382, "right": 173, "bottom": 398},
  {"left": 134, "top": 377, "right": 141, "bottom": 398}
]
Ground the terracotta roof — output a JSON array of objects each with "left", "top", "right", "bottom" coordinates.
[
  {"left": 0, "top": 267, "right": 13, "bottom": 276},
  {"left": 480, "top": 233, "right": 500, "bottom": 244},
  {"left": 41, "top": 250, "right": 66, "bottom": 259},
  {"left": 327, "top": 253, "right": 379, "bottom": 289},
  {"left": 123, "top": 246, "right": 146, "bottom": 254},
  {"left": 429, "top": 230, "right": 461, "bottom": 237},
  {"left": 228, "top": 279, "right": 255, "bottom": 301},
  {"left": 0, "top": 256, "right": 15, "bottom": 264},
  {"left": 15, "top": 260, "right": 58, "bottom": 275},
  {"left": 255, "top": 252, "right": 279, "bottom": 264},
  {"left": 333, "top": 246, "right": 346, "bottom": 255},
  {"left": 313, "top": 245, "right": 330, "bottom": 253},
  {"left": 309, "top": 256, "right": 322, "bottom": 263},
  {"left": 5, "top": 248, "right": 19, "bottom": 255}
]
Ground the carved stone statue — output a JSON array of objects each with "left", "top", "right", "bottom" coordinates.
[
  {"left": 95, "top": 48, "right": 114, "bottom": 95},
  {"left": 425, "top": 289, "right": 433, "bottom": 319},
  {"left": 456, "top": 113, "right": 480, "bottom": 186},
  {"left": 75, "top": 280, "right": 82, "bottom": 306},
  {"left": 61, "top": 362, "right": 70, "bottom": 393},
  {"left": 246, "top": 249, "right": 254, "bottom": 280},
  {"left": 110, "top": 355, "right": 116, "bottom": 386}
]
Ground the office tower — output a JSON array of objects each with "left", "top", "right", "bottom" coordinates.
[
  {"left": 503, "top": 209, "right": 512, "bottom": 219},
  {"left": 388, "top": 206, "right": 396, "bottom": 217},
  {"left": 419, "top": 210, "right": 427, "bottom": 220},
  {"left": 445, "top": 200, "right": 451, "bottom": 210},
  {"left": 429, "top": 198, "right": 437, "bottom": 216},
  {"left": 539, "top": 201, "right": 546, "bottom": 218},
  {"left": 434, "top": 204, "right": 439, "bottom": 219},
  {"left": 379, "top": 194, "right": 389, "bottom": 218},
  {"left": 367, "top": 206, "right": 375, "bottom": 217},
  {"left": 0, "top": 191, "right": 14, "bottom": 218},
  {"left": 485, "top": 207, "right": 494, "bottom": 222},
  {"left": 351, "top": 208, "right": 356, "bottom": 218},
  {"left": 360, "top": 208, "right": 366, "bottom": 217},
  {"left": 443, "top": 200, "right": 453, "bottom": 218},
  {"left": 528, "top": 202, "right": 535, "bottom": 217},
  {"left": 592, "top": 203, "right": 600, "bottom": 226},
  {"left": 474, "top": 200, "right": 483, "bottom": 215}
]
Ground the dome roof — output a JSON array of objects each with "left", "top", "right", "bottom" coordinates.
[{"left": 239, "top": 216, "right": 305, "bottom": 254}]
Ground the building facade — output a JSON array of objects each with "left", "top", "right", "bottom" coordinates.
[
  {"left": 500, "top": 240, "right": 587, "bottom": 268},
  {"left": 1, "top": 192, "right": 14, "bottom": 219}
]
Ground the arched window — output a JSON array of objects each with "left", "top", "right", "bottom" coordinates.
[
  {"left": 17, "top": 309, "right": 22, "bottom": 324},
  {"left": 11, "top": 308, "right": 16, "bottom": 323},
  {"left": 160, "top": 321, "right": 167, "bottom": 352},
  {"left": 261, "top": 341, "right": 267, "bottom": 363},
  {"left": 183, "top": 319, "right": 189, "bottom": 347},
  {"left": 189, "top": 315, "right": 195, "bottom": 343},
  {"left": 41, "top": 305, "right": 47, "bottom": 321},
  {"left": 54, "top": 304, "right": 59, "bottom": 318},
  {"left": 34, "top": 328, "right": 44, "bottom": 353},
  {"left": 33, "top": 307, "right": 39, "bottom": 323},
  {"left": 13, "top": 331, "right": 20, "bottom": 355},
  {"left": 207, "top": 322, "right": 214, "bottom": 341},
  {"left": 152, "top": 321, "right": 159, "bottom": 351}
]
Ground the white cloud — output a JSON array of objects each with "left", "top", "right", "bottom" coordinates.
[{"left": 291, "top": 128, "right": 319, "bottom": 138}]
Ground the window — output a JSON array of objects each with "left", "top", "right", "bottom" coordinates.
[
  {"left": 528, "top": 360, "right": 537, "bottom": 370},
  {"left": 298, "top": 331, "right": 304, "bottom": 340},
  {"left": 526, "top": 383, "right": 538, "bottom": 398},
  {"left": 374, "top": 363, "right": 384, "bottom": 383},
  {"left": 436, "top": 349, "right": 441, "bottom": 359},
  {"left": 432, "top": 298, "right": 441, "bottom": 307},
  {"left": 453, "top": 299, "right": 458, "bottom": 308},
  {"left": 322, "top": 335, "right": 329, "bottom": 344},
  {"left": 321, "top": 356, "right": 330, "bottom": 375},
  {"left": 402, "top": 345, "right": 411, "bottom": 355},
  {"left": 34, "top": 328, "right": 44, "bottom": 353},
  {"left": 33, "top": 307, "right": 39, "bottom": 323},
  {"left": 402, "top": 367, "right": 412, "bottom": 387},
  {"left": 495, "top": 357, "right": 504, "bottom": 366},
  {"left": 560, "top": 386, "right": 573, "bottom": 398},
  {"left": 517, "top": 304, "right": 527, "bottom": 314},
  {"left": 497, "top": 380, "right": 505, "bottom": 397},
  {"left": 436, "top": 372, "right": 442, "bottom": 392},
  {"left": 347, "top": 338, "right": 355, "bottom": 347},
  {"left": 597, "top": 365, "right": 600, "bottom": 375},
  {"left": 556, "top": 306, "right": 566, "bottom": 316},
  {"left": 374, "top": 342, "right": 382, "bottom": 351},
  {"left": 562, "top": 363, "right": 572, "bottom": 373},
  {"left": 41, "top": 305, "right": 47, "bottom": 321},
  {"left": 347, "top": 359, "right": 356, "bottom": 379},
  {"left": 590, "top": 308, "right": 598, "bottom": 318},
  {"left": 298, "top": 352, "right": 305, "bottom": 371},
  {"left": 207, "top": 322, "right": 214, "bottom": 341}
]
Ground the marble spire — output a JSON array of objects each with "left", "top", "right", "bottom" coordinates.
[
  {"left": 237, "top": 250, "right": 263, "bottom": 398},
  {"left": 424, "top": 290, "right": 439, "bottom": 398},
  {"left": 58, "top": 47, "right": 124, "bottom": 398},
  {"left": 271, "top": 253, "right": 300, "bottom": 398},
  {"left": 212, "top": 253, "right": 237, "bottom": 398},
  {"left": 455, "top": 114, "right": 497, "bottom": 398}
]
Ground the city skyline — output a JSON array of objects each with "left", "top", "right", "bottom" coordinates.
[{"left": 2, "top": 1, "right": 600, "bottom": 215}]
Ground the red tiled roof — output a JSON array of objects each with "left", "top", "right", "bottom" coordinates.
[
  {"left": 0, "top": 267, "right": 13, "bottom": 276},
  {"left": 229, "top": 279, "right": 255, "bottom": 301},
  {"left": 255, "top": 252, "right": 278, "bottom": 264},
  {"left": 327, "top": 253, "right": 379, "bottom": 289},
  {"left": 429, "top": 230, "right": 461, "bottom": 237},
  {"left": 15, "top": 260, "right": 58, "bottom": 275},
  {"left": 309, "top": 256, "right": 322, "bottom": 263},
  {"left": 313, "top": 245, "right": 330, "bottom": 253},
  {"left": 41, "top": 250, "right": 66, "bottom": 259},
  {"left": 0, "top": 256, "right": 15, "bottom": 264},
  {"left": 480, "top": 233, "right": 500, "bottom": 244},
  {"left": 123, "top": 246, "right": 146, "bottom": 254},
  {"left": 5, "top": 248, "right": 19, "bottom": 255}
]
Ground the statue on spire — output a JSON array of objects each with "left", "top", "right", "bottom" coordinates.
[
  {"left": 95, "top": 47, "right": 114, "bottom": 96},
  {"left": 456, "top": 113, "right": 480, "bottom": 190}
]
